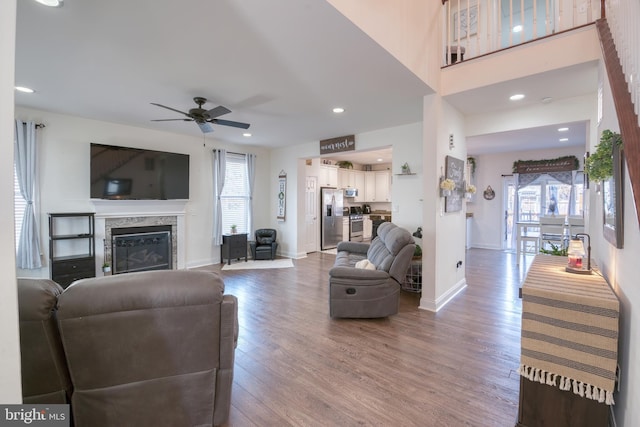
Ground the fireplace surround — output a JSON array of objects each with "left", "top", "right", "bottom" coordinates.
[{"left": 92, "top": 200, "right": 187, "bottom": 275}]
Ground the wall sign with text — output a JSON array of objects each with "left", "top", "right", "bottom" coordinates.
[
  {"left": 319, "top": 135, "right": 355, "bottom": 155},
  {"left": 277, "top": 172, "right": 286, "bottom": 222}
]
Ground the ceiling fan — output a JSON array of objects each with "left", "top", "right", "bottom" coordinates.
[{"left": 151, "top": 97, "right": 250, "bottom": 134}]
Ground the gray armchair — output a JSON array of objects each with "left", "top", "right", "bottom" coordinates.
[
  {"left": 17, "top": 278, "right": 72, "bottom": 404},
  {"left": 56, "top": 270, "right": 238, "bottom": 427},
  {"left": 249, "top": 228, "right": 278, "bottom": 260},
  {"left": 329, "top": 222, "right": 415, "bottom": 318}
]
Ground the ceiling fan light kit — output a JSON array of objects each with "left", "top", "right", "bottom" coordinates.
[{"left": 151, "top": 97, "right": 250, "bottom": 134}]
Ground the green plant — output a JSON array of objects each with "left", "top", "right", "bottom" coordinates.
[
  {"left": 539, "top": 242, "right": 568, "bottom": 256},
  {"left": 401, "top": 162, "right": 411, "bottom": 173},
  {"left": 102, "top": 262, "right": 110, "bottom": 268},
  {"left": 585, "top": 129, "right": 623, "bottom": 181},
  {"left": 467, "top": 156, "right": 476, "bottom": 175},
  {"left": 413, "top": 244, "right": 422, "bottom": 258},
  {"left": 335, "top": 161, "right": 353, "bottom": 169}
]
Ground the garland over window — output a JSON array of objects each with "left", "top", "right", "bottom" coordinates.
[{"left": 512, "top": 155, "right": 579, "bottom": 174}]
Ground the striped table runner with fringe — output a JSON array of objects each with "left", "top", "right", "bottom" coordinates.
[{"left": 519, "top": 255, "right": 619, "bottom": 405}]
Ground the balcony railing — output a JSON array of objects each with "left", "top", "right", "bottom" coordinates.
[
  {"left": 442, "top": 0, "right": 601, "bottom": 65},
  {"left": 605, "top": 0, "right": 640, "bottom": 127}
]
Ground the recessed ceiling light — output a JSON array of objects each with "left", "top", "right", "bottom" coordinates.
[
  {"left": 513, "top": 25, "right": 523, "bottom": 32},
  {"left": 558, "top": 127, "right": 569, "bottom": 132},
  {"left": 510, "top": 94, "right": 525, "bottom": 101},
  {"left": 243, "top": 133, "right": 252, "bottom": 137},
  {"left": 332, "top": 107, "right": 345, "bottom": 114},
  {"left": 559, "top": 138, "right": 569, "bottom": 142},
  {"left": 541, "top": 97, "right": 553, "bottom": 104},
  {"left": 15, "top": 86, "right": 35, "bottom": 93},
  {"left": 35, "top": 0, "right": 63, "bottom": 7},
  {"left": 376, "top": 158, "right": 383, "bottom": 162}
]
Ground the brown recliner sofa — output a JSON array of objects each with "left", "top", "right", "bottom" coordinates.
[
  {"left": 329, "top": 222, "right": 415, "bottom": 318},
  {"left": 18, "top": 270, "right": 238, "bottom": 427},
  {"left": 17, "top": 278, "right": 73, "bottom": 404}
]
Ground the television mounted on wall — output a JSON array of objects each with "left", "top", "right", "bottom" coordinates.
[{"left": 90, "top": 143, "right": 189, "bottom": 200}]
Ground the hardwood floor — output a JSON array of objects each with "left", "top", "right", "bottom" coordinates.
[{"left": 195, "top": 248, "right": 530, "bottom": 426}]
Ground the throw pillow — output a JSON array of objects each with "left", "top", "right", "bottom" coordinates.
[{"left": 355, "top": 259, "right": 376, "bottom": 270}]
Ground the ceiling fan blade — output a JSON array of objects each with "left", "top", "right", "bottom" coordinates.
[
  {"left": 197, "top": 122, "right": 214, "bottom": 133},
  {"left": 211, "top": 119, "right": 251, "bottom": 129},
  {"left": 205, "top": 105, "right": 232, "bottom": 119},
  {"left": 151, "top": 118, "right": 193, "bottom": 122},
  {"left": 150, "top": 103, "right": 191, "bottom": 117}
]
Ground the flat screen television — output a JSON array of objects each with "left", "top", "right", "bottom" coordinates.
[{"left": 90, "top": 143, "right": 189, "bottom": 200}]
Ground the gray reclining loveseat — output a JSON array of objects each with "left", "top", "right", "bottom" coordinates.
[{"left": 329, "top": 222, "right": 415, "bottom": 318}]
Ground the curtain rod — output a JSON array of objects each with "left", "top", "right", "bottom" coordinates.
[
  {"left": 22, "top": 122, "right": 45, "bottom": 129},
  {"left": 213, "top": 149, "right": 245, "bottom": 156}
]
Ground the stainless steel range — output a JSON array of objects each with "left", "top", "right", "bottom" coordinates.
[{"left": 349, "top": 207, "right": 363, "bottom": 242}]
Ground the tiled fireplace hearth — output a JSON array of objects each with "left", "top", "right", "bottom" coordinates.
[{"left": 92, "top": 200, "right": 187, "bottom": 276}]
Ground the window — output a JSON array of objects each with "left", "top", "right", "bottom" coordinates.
[
  {"left": 14, "top": 166, "right": 26, "bottom": 251},
  {"left": 220, "top": 153, "right": 250, "bottom": 234},
  {"left": 517, "top": 174, "right": 583, "bottom": 222}
]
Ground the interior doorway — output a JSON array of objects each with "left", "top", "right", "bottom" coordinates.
[
  {"left": 304, "top": 176, "right": 318, "bottom": 253},
  {"left": 503, "top": 176, "right": 516, "bottom": 250}
]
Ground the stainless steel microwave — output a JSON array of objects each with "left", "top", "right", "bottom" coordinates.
[{"left": 344, "top": 188, "right": 358, "bottom": 197}]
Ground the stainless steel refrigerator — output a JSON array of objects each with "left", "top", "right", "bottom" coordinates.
[{"left": 321, "top": 187, "right": 344, "bottom": 250}]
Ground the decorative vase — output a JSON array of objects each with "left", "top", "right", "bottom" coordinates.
[
  {"left": 441, "top": 189, "right": 452, "bottom": 197},
  {"left": 102, "top": 266, "right": 111, "bottom": 273},
  {"left": 231, "top": 227, "right": 237, "bottom": 234}
]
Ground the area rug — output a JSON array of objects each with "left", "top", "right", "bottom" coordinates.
[{"left": 221, "top": 258, "right": 293, "bottom": 271}]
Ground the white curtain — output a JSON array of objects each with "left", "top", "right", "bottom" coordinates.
[
  {"left": 212, "top": 149, "right": 227, "bottom": 245},
  {"left": 14, "top": 120, "right": 42, "bottom": 269},
  {"left": 246, "top": 153, "right": 257, "bottom": 235}
]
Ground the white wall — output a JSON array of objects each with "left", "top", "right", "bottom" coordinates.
[
  {"left": 469, "top": 145, "right": 585, "bottom": 250},
  {"left": 419, "top": 95, "right": 469, "bottom": 312},
  {"left": 0, "top": 0, "right": 23, "bottom": 403},
  {"left": 594, "top": 60, "right": 640, "bottom": 427},
  {"left": 14, "top": 107, "right": 272, "bottom": 275}
]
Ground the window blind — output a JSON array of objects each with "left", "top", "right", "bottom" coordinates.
[
  {"left": 14, "top": 166, "right": 27, "bottom": 250},
  {"left": 220, "top": 153, "right": 249, "bottom": 234}
]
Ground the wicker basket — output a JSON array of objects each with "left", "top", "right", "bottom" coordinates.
[{"left": 402, "top": 259, "right": 422, "bottom": 293}]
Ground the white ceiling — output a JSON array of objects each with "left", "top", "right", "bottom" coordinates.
[{"left": 15, "top": 0, "right": 596, "bottom": 164}]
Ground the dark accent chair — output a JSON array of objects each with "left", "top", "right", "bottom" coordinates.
[
  {"left": 249, "top": 228, "right": 278, "bottom": 260},
  {"left": 329, "top": 222, "right": 415, "bottom": 318},
  {"left": 17, "top": 278, "right": 73, "bottom": 404},
  {"left": 56, "top": 270, "right": 238, "bottom": 427}
]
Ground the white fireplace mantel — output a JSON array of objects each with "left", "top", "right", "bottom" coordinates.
[{"left": 91, "top": 199, "right": 188, "bottom": 274}]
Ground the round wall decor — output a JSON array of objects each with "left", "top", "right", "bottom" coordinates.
[{"left": 483, "top": 185, "right": 495, "bottom": 200}]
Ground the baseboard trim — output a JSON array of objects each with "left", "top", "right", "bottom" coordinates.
[{"left": 419, "top": 278, "right": 467, "bottom": 312}]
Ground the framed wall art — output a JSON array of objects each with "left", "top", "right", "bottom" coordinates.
[
  {"left": 453, "top": 5, "right": 478, "bottom": 39},
  {"left": 445, "top": 155, "right": 465, "bottom": 213},
  {"left": 603, "top": 143, "right": 624, "bottom": 248}
]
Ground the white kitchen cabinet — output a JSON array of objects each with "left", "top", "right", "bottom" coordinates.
[
  {"left": 343, "top": 217, "right": 350, "bottom": 242},
  {"left": 353, "top": 171, "right": 365, "bottom": 202},
  {"left": 364, "top": 172, "right": 376, "bottom": 201},
  {"left": 374, "top": 171, "right": 391, "bottom": 202},
  {"left": 363, "top": 215, "right": 372, "bottom": 240},
  {"left": 337, "top": 168, "right": 348, "bottom": 189},
  {"left": 338, "top": 169, "right": 356, "bottom": 189},
  {"left": 319, "top": 165, "right": 338, "bottom": 187}
]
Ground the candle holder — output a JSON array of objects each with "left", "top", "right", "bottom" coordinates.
[{"left": 566, "top": 233, "right": 592, "bottom": 274}]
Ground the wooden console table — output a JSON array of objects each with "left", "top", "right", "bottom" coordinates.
[
  {"left": 517, "top": 255, "right": 619, "bottom": 427},
  {"left": 221, "top": 233, "right": 247, "bottom": 265}
]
